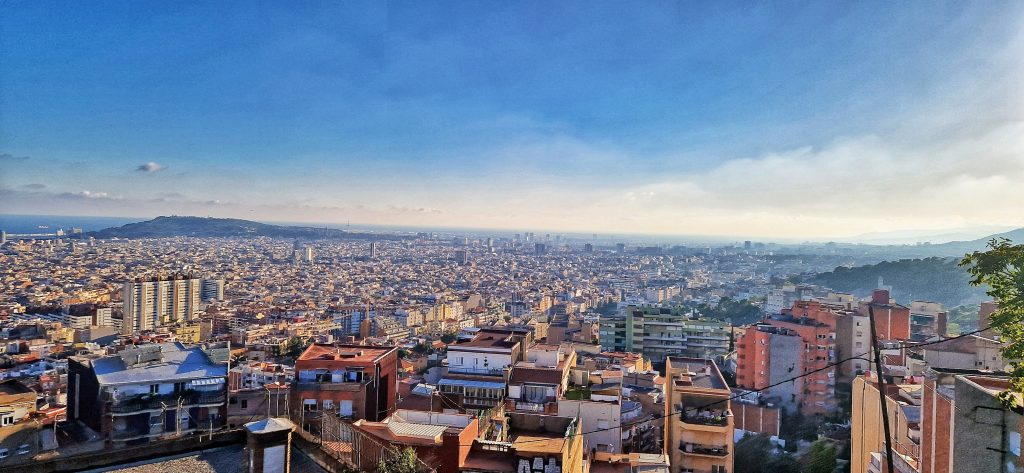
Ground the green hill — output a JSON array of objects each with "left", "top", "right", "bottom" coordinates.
[
  {"left": 808, "top": 257, "right": 988, "bottom": 307},
  {"left": 87, "top": 216, "right": 410, "bottom": 241}
]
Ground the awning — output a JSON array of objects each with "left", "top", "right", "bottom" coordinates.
[
  {"left": 438, "top": 378, "right": 505, "bottom": 390},
  {"left": 188, "top": 378, "right": 223, "bottom": 386}
]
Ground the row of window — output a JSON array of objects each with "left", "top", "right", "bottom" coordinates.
[{"left": 0, "top": 445, "right": 31, "bottom": 458}]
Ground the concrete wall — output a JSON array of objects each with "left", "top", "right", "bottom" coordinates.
[{"left": 952, "top": 376, "right": 1022, "bottom": 473}]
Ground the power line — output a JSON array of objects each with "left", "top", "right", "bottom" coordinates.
[{"left": 489, "top": 322, "right": 1003, "bottom": 446}]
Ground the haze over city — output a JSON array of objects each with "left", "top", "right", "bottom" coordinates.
[{"left": 1, "top": 2, "right": 1022, "bottom": 238}]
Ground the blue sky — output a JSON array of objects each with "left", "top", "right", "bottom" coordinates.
[{"left": 2, "top": 1, "right": 1023, "bottom": 238}]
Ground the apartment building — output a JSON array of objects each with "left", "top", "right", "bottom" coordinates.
[
  {"left": 851, "top": 373, "right": 922, "bottom": 473},
  {"left": 737, "top": 300, "right": 839, "bottom": 415},
  {"left": 506, "top": 344, "right": 574, "bottom": 414},
  {"left": 664, "top": 357, "right": 733, "bottom": 473},
  {"left": 440, "top": 328, "right": 524, "bottom": 410},
  {"left": 292, "top": 344, "right": 398, "bottom": 430},
  {"left": 67, "top": 342, "right": 228, "bottom": 446},
  {"left": 599, "top": 305, "right": 730, "bottom": 363},
  {"left": 920, "top": 334, "right": 1006, "bottom": 371},
  {"left": 857, "top": 290, "right": 911, "bottom": 341},
  {"left": 735, "top": 324, "right": 802, "bottom": 412},
  {"left": 461, "top": 412, "right": 584, "bottom": 473},
  {"left": 908, "top": 301, "right": 948, "bottom": 342},
  {"left": 122, "top": 275, "right": 208, "bottom": 335}
]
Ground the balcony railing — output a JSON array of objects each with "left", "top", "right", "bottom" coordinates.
[
  {"left": 680, "top": 410, "right": 730, "bottom": 427},
  {"left": 295, "top": 381, "right": 364, "bottom": 391},
  {"left": 446, "top": 366, "right": 507, "bottom": 376},
  {"left": 679, "top": 442, "right": 729, "bottom": 456},
  {"left": 108, "top": 391, "right": 225, "bottom": 413}
]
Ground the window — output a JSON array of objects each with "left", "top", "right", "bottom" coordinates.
[
  {"left": 240, "top": 399, "right": 248, "bottom": 409},
  {"left": 323, "top": 399, "right": 334, "bottom": 410},
  {"left": 150, "top": 384, "right": 159, "bottom": 394},
  {"left": 0, "top": 413, "right": 13, "bottom": 426},
  {"left": 0, "top": 448, "right": 8, "bottom": 458},
  {"left": 17, "top": 444, "right": 29, "bottom": 455},
  {"left": 303, "top": 399, "right": 317, "bottom": 411}
]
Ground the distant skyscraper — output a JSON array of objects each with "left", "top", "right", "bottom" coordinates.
[
  {"left": 485, "top": 237, "right": 493, "bottom": 249},
  {"left": 369, "top": 241, "right": 378, "bottom": 258},
  {"left": 122, "top": 276, "right": 204, "bottom": 334},
  {"left": 304, "top": 246, "right": 314, "bottom": 263},
  {"left": 616, "top": 243, "right": 626, "bottom": 253},
  {"left": 454, "top": 249, "right": 468, "bottom": 265},
  {"left": 0, "top": 230, "right": 6, "bottom": 245},
  {"left": 584, "top": 243, "right": 594, "bottom": 253},
  {"left": 744, "top": 240, "right": 752, "bottom": 251},
  {"left": 534, "top": 243, "right": 546, "bottom": 256}
]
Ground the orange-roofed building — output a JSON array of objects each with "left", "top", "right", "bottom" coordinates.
[{"left": 293, "top": 344, "right": 398, "bottom": 431}]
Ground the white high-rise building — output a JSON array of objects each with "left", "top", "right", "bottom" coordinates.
[{"left": 122, "top": 276, "right": 204, "bottom": 334}]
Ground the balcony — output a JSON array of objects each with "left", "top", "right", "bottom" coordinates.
[
  {"left": 447, "top": 366, "right": 507, "bottom": 376},
  {"left": 108, "top": 391, "right": 225, "bottom": 414},
  {"left": 295, "top": 381, "right": 364, "bottom": 392},
  {"left": 679, "top": 442, "right": 729, "bottom": 457},
  {"left": 679, "top": 408, "right": 731, "bottom": 428},
  {"left": 507, "top": 399, "right": 558, "bottom": 414}
]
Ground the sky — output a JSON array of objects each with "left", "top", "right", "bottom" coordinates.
[{"left": 1, "top": 1, "right": 1023, "bottom": 240}]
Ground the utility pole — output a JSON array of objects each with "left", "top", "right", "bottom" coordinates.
[{"left": 869, "top": 307, "right": 896, "bottom": 473}]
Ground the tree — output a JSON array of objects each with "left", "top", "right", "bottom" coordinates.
[
  {"left": 411, "top": 342, "right": 432, "bottom": 355},
  {"left": 961, "top": 238, "right": 1024, "bottom": 401},
  {"left": 803, "top": 440, "right": 837, "bottom": 473},
  {"left": 378, "top": 447, "right": 419, "bottom": 473},
  {"left": 440, "top": 333, "right": 456, "bottom": 344},
  {"left": 734, "top": 434, "right": 771, "bottom": 473},
  {"left": 284, "top": 336, "right": 308, "bottom": 359},
  {"left": 397, "top": 348, "right": 410, "bottom": 359},
  {"left": 733, "top": 434, "right": 800, "bottom": 473}
]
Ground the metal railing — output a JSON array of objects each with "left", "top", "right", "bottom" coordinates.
[
  {"left": 108, "top": 391, "right": 225, "bottom": 413},
  {"left": 679, "top": 442, "right": 729, "bottom": 456}
]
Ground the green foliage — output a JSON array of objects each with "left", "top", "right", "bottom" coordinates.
[
  {"left": 697, "top": 297, "right": 763, "bottom": 325},
  {"left": 377, "top": 447, "right": 419, "bottom": 473},
  {"left": 779, "top": 409, "right": 819, "bottom": 443},
  {"left": 961, "top": 239, "right": 1024, "bottom": 399},
  {"left": 946, "top": 303, "right": 981, "bottom": 332},
  {"left": 733, "top": 434, "right": 800, "bottom": 473},
  {"left": 809, "top": 257, "right": 988, "bottom": 307},
  {"left": 411, "top": 342, "right": 433, "bottom": 355},
  {"left": 397, "top": 349, "right": 410, "bottom": 359},
  {"left": 285, "top": 336, "right": 309, "bottom": 359},
  {"left": 803, "top": 440, "right": 837, "bottom": 473},
  {"left": 440, "top": 334, "right": 456, "bottom": 344}
]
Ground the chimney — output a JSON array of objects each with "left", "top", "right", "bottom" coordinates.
[{"left": 244, "top": 418, "right": 296, "bottom": 473}]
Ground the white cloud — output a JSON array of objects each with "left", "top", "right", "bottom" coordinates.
[{"left": 136, "top": 162, "right": 166, "bottom": 173}]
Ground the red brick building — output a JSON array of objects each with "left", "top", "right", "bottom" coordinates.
[
  {"left": 857, "top": 289, "right": 911, "bottom": 341},
  {"left": 293, "top": 344, "right": 398, "bottom": 430},
  {"left": 735, "top": 300, "right": 839, "bottom": 415}
]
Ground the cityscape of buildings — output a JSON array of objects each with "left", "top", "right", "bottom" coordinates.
[{"left": 0, "top": 225, "right": 1018, "bottom": 473}]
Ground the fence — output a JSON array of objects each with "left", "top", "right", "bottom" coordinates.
[{"left": 293, "top": 404, "right": 436, "bottom": 473}]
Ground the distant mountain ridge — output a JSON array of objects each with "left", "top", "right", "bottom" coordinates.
[
  {"left": 86, "top": 216, "right": 409, "bottom": 240},
  {"left": 874, "top": 227, "right": 1024, "bottom": 257}
]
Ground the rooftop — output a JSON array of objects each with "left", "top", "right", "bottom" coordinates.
[
  {"left": 666, "top": 357, "right": 728, "bottom": 391},
  {"left": 297, "top": 343, "right": 395, "bottom": 363},
  {"left": 87, "top": 342, "right": 226, "bottom": 386}
]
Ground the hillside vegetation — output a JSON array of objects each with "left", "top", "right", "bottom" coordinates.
[{"left": 808, "top": 257, "right": 988, "bottom": 307}]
